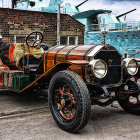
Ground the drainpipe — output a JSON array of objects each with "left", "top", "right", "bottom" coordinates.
[{"left": 57, "top": 1, "right": 61, "bottom": 46}]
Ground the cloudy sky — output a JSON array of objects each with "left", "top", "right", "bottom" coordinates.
[
  {"left": 0, "top": 0, "right": 140, "bottom": 22},
  {"left": 64, "top": 0, "right": 140, "bottom": 22}
]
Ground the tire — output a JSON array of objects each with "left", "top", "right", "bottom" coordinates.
[
  {"left": 48, "top": 70, "right": 91, "bottom": 133},
  {"left": 116, "top": 82, "right": 140, "bottom": 115},
  {"left": 117, "top": 96, "right": 140, "bottom": 115}
]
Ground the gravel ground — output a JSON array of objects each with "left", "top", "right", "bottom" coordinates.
[{"left": 0, "top": 80, "right": 139, "bottom": 140}]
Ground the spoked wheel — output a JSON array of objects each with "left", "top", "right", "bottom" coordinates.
[
  {"left": 116, "top": 84, "right": 140, "bottom": 115},
  {"left": 48, "top": 70, "right": 91, "bottom": 133},
  {"left": 56, "top": 86, "right": 76, "bottom": 120}
]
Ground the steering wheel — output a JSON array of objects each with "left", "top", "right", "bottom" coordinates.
[{"left": 25, "top": 31, "right": 44, "bottom": 47}]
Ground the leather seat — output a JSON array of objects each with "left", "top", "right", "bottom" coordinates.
[{"left": 40, "top": 43, "right": 51, "bottom": 51}]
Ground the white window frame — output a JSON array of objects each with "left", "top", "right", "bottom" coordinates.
[
  {"left": 68, "top": 36, "right": 78, "bottom": 45},
  {"left": 14, "top": 34, "right": 40, "bottom": 44},
  {"left": 60, "top": 36, "right": 79, "bottom": 45}
]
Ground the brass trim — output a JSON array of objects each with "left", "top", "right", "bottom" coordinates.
[
  {"left": 123, "top": 58, "right": 139, "bottom": 76},
  {"left": 89, "top": 59, "right": 108, "bottom": 79}
]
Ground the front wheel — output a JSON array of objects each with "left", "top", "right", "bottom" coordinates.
[
  {"left": 116, "top": 81, "right": 140, "bottom": 115},
  {"left": 48, "top": 70, "right": 91, "bottom": 133}
]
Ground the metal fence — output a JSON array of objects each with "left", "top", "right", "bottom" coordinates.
[
  {"left": 86, "top": 22, "right": 140, "bottom": 32},
  {"left": 124, "top": 49, "right": 140, "bottom": 58}
]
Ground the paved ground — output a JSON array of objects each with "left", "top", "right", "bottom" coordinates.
[{"left": 0, "top": 86, "right": 139, "bottom": 140}]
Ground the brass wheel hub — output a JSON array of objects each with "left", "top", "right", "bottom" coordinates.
[
  {"left": 56, "top": 86, "right": 76, "bottom": 120},
  {"left": 61, "top": 99, "right": 66, "bottom": 106}
]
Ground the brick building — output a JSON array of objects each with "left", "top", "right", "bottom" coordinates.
[{"left": 0, "top": 8, "right": 84, "bottom": 46}]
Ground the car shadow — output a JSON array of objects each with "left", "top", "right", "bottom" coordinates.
[{"left": 0, "top": 89, "right": 48, "bottom": 111}]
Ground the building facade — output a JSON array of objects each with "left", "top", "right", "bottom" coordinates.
[{"left": 0, "top": 8, "right": 84, "bottom": 46}]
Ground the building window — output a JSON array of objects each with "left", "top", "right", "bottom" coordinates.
[
  {"left": 13, "top": 35, "right": 26, "bottom": 44},
  {"left": 60, "top": 36, "right": 78, "bottom": 45},
  {"left": 60, "top": 36, "right": 67, "bottom": 45},
  {"left": 14, "top": 35, "right": 39, "bottom": 44},
  {"left": 16, "top": 36, "right": 26, "bottom": 43},
  {"left": 69, "top": 36, "right": 77, "bottom": 45}
]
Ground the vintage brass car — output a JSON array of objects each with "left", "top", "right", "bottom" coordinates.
[{"left": 0, "top": 32, "right": 140, "bottom": 133}]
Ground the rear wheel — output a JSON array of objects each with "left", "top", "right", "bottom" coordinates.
[{"left": 48, "top": 70, "right": 91, "bottom": 133}]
